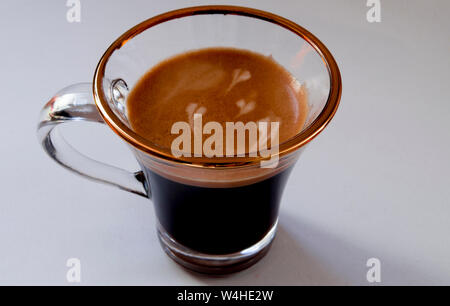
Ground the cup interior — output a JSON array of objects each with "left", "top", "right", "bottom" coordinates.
[{"left": 94, "top": 6, "right": 341, "bottom": 165}]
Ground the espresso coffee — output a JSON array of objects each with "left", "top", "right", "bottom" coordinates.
[
  {"left": 127, "top": 47, "right": 308, "bottom": 255},
  {"left": 127, "top": 47, "right": 308, "bottom": 156}
]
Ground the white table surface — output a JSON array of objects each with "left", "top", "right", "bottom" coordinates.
[{"left": 0, "top": 0, "right": 449, "bottom": 285}]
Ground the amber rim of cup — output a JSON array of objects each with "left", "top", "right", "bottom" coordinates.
[{"left": 93, "top": 5, "right": 342, "bottom": 168}]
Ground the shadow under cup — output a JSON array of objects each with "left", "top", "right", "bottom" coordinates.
[{"left": 40, "top": 6, "right": 341, "bottom": 274}]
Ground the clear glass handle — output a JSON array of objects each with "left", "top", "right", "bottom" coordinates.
[{"left": 37, "top": 83, "right": 148, "bottom": 198}]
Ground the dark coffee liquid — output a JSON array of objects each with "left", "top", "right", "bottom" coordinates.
[{"left": 143, "top": 166, "right": 293, "bottom": 254}]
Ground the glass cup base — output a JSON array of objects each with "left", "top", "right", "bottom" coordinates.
[{"left": 157, "top": 220, "right": 278, "bottom": 274}]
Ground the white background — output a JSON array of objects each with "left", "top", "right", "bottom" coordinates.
[{"left": 0, "top": 0, "right": 449, "bottom": 285}]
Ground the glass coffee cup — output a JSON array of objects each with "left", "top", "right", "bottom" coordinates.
[{"left": 37, "top": 6, "right": 341, "bottom": 274}]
